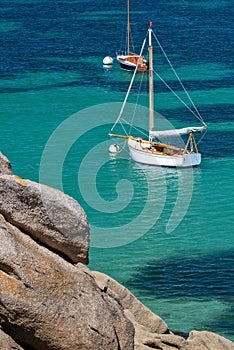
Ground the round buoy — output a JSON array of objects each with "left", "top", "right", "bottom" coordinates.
[
  {"left": 109, "top": 144, "right": 120, "bottom": 154},
  {"left": 103, "top": 56, "right": 113, "bottom": 65}
]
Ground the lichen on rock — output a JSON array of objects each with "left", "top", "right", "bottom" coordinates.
[{"left": 0, "top": 174, "right": 90, "bottom": 264}]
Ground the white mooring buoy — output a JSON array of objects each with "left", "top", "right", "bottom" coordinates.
[
  {"left": 103, "top": 56, "right": 113, "bottom": 65},
  {"left": 109, "top": 144, "right": 120, "bottom": 154}
]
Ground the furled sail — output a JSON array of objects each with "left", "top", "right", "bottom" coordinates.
[{"left": 149, "top": 126, "right": 206, "bottom": 138}]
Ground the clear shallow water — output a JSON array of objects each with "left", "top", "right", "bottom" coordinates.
[{"left": 1, "top": 0, "right": 233, "bottom": 341}]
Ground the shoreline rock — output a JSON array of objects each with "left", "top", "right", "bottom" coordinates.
[
  {"left": 0, "top": 152, "right": 12, "bottom": 175},
  {"left": 0, "top": 174, "right": 89, "bottom": 264},
  {"left": 0, "top": 213, "right": 134, "bottom": 349}
]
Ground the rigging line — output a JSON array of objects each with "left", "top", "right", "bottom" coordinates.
[
  {"left": 120, "top": 139, "right": 128, "bottom": 153},
  {"left": 152, "top": 31, "right": 206, "bottom": 126},
  {"left": 111, "top": 33, "right": 148, "bottom": 132},
  {"left": 121, "top": 118, "right": 149, "bottom": 138},
  {"left": 130, "top": 28, "right": 135, "bottom": 52},
  {"left": 129, "top": 71, "right": 146, "bottom": 135},
  {"left": 152, "top": 30, "right": 201, "bottom": 117},
  {"left": 125, "top": 27, "right": 128, "bottom": 53},
  {"left": 116, "top": 139, "right": 128, "bottom": 155},
  {"left": 195, "top": 127, "right": 208, "bottom": 147},
  {"left": 119, "top": 119, "right": 129, "bottom": 135},
  {"left": 153, "top": 68, "right": 204, "bottom": 122},
  {"left": 119, "top": 23, "right": 125, "bottom": 54}
]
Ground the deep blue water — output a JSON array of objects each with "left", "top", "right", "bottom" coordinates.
[{"left": 0, "top": 0, "right": 233, "bottom": 342}]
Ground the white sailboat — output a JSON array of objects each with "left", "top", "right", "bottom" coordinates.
[
  {"left": 110, "top": 22, "right": 207, "bottom": 168},
  {"left": 116, "top": 0, "right": 148, "bottom": 72}
]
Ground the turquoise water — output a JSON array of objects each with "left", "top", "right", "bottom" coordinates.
[{"left": 1, "top": 0, "right": 233, "bottom": 341}]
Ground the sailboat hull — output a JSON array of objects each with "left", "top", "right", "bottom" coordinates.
[
  {"left": 128, "top": 140, "right": 201, "bottom": 167},
  {"left": 117, "top": 55, "right": 148, "bottom": 72}
]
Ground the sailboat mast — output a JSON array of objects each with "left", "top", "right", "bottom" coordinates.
[
  {"left": 149, "top": 22, "right": 154, "bottom": 133},
  {"left": 127, "top": 0, "right": 130, "bottom": 54}
]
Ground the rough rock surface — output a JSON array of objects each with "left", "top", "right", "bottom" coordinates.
[
  {"left": 0, "top": 328, "right": 24, "bottom": 350},
  {"left": 0, "top": 214, "right": 134, "bottom": 350},
  {"left": 92, "top": 271, "right": 169, "bottom": 334},
  {"left": 133, "top": 327, "right": 234, "bottom": 350},
  {"left": 0, "top": 152, "right": 12, "bottom": 175},
  {"left": 186, "top": 330, "right": 234, "bottom": 350},
  {"left": 134, "top": 326, "right": 187, "bottom": 350},
  {"left": 0, "top": 174, "right": 89, "bottom": 264}
]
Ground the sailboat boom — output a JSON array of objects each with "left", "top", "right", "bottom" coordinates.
[{"left": 149, "top": 126, "right": 207, "bottom": 138}]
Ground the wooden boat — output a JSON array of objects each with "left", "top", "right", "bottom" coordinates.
[
  {"left": 110, "top": 22, "right": 207, "bottom": 168},
  {"left": 116, "top": 0, "right": 148, "bottom": 72}
]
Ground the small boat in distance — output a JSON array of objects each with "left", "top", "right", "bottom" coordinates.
[
  {"left": 116, "top": 0, "right": 148, "bottom": 72},
  {"left": 110, "top": 22, "right": 207, "bottom": 168}
]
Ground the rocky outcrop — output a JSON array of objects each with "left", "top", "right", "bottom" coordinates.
[
  {"left": 92, "top": 271, "right": 169, "bottom": 334},
  {"left": 0, "top": 174, "right": 89, "bottom": 264},
  {"left": 0, "top": 152, "right": 12, "bottom": 175},
  {"left": 133, "top": 328, "right": 234, "bottom": 350},
  {"left": 134, "top": 328, "right": 187, "bottom": 350},
  {"left": 0, "top": 152, "right": 233, "bottom": 350},
  {"left": 186, "top": 331, "right": 234, "bottom": 350},
  {"left": 0, "top": 214, "right": 134, "bottom": 349}
]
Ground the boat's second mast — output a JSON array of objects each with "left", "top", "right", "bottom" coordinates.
[{"left": 127, "top": 0, "right": 130, "bottom": 55}]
